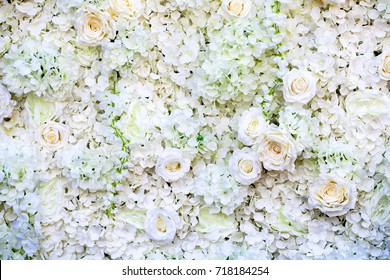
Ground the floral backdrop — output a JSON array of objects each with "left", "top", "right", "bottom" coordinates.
[{"left": 0, "top": 0, "right": 389, "bottom": 260}]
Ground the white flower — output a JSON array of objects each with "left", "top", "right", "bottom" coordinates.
[
  {"left": 24, "top": 94, "right": 63, "bottom": 127},
  {"left": 0, "top": 84, "right": 15, "bottom": 123},
  {"left": 144, "top": 208, "right": 180, "bottom": 244},
  {"left": 379, "top": 51, "right": 390, "bottom": 80},
  {"left": 282, "top": 69, "right": 317, "bottom": 104},
  {"left": 109, "top": 0, "right": 143, "bottom": 20},
  {"left": 35, "top": 121, "right": 70, "bottom": 151},
  {"left": 238, "top": 108, "right": 267, "bottom": 146},
  {"left": 345, "top": 91, "right": 390, "bottom": 117},
  {"left": 308, "top": 174, "right": 357, "bottom": 217},
  {"left": 364, "top": 180, "right": 390, "bottom": 226},
  {"left": 229, "top": 148, "right": 262, "bottom": 185},
  {"left": 220, "top": 0, "right": 252, "bottom": 19},
  {"left": 322, "top": 0, "right": 346, "bottom": 4},
  {"left": 77, "top": 7, "right": 116, "bottom": 46},
  {"left": 116, "top": 101, "right": 150, "bottom": 144},
  {"left": 38, "top": 177, "right": 65, "bottom": 223},
  {"left": 195, "top": 206, "right": 236, "bottom": 242},
  {"left": 155, "top": 148, "right": 191, "bottom": 182},
  {"left": 257, "top": 127, "right": 299, "bottom": 172}
]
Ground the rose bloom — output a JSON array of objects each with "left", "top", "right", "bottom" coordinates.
[
  {"left": 308, "top": 174, "right": 357, "bottom": 217},
  {"left": 283, "top": 69, "right": 317, "bottom": 104},
  {"left": 379, "top": 51, "right": 390, "bottom": 80},
  {"left": 220, "top": 0, "right": 252, "bottom": 19},
  {"left": 256, "top": 126, "right": 298, "bottom": 172},
  {"left": 238, "top": 108, "right": 267, "bottom": 146},
  {"left": 78, "top": 7, "right": 116, "bottom": 46},
  {"left": 35, "top": 121, "right": 70, "bottom": 151},
  {"left": 109, "top": 0, "right": 143, "bottom": 20},
  {"left": 229, "top": 148, "right": 262, "bottom": 185},
  {"left": 144, "top": 208, "right": 180, "bottom": 244},
  {"left": 155, "top": 148, "right": 191, "bottom": 182}
]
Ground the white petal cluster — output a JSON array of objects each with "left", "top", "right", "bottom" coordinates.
[
  {"left": 144, "top": 208, "right": 180, "bottom": 244},
  {"left": 229, "top": 148, "right": 262, "bottom": 185},
  {"left": 0, "top": 85, "right": 15, "bottom": 123},
  {"left": 282, "top": 69, "right": 317, "bottom": 104},
  {"left": 308, "top": 174, "right": 357, "bottom": 217},
  {"left": 155, "top": 148, "right": 191, "bottom": 182}
]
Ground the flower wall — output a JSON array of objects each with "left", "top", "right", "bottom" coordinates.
[{"left": 0, "top": 0, "right": 389, "bottom": 260}]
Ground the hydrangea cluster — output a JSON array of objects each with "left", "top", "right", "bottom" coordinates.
[{"left": 0, "top": 0, "right": 389, "bottom": 260}]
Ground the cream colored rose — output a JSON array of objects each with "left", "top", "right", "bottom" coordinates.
[
  {"left": 220, "top": 0, "right": 252, "bottom": 19},
  {"left": 283, "top": 69, "right": 317, "bottom": 104},
  {"left": 257, "top": 126, "right": 298, "bottom": 172},
  {"left": 36, "top": 121, "right": 70, "bottom": 151},
  {"left": 308, "top": 175, "right": 357, "bottom": 217},
  {"left": 379, "top": 52, "right": 390, "bottom": 80},
  {"left": 78, "top": 7, "right": 116, "bottom": 46},
  {"left": 109, "top": 0, "right": 144, "bottom": 20}
]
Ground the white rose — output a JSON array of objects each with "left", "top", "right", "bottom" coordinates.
[
  {"left": 379, "top": 51, "right": 390, "bottom": 80},
  {"left": 156, "top": 148, "right": 191, "bottom": 182},
  {"left": 77, "top": 7, "right": 116, "bottom": 46},
  {"left": 220, "top": 0, "right": 252, "bottom": 19},
  {"left": 229, "top": 148, "right": 262, "bottom": 185},
  {"left": 308, "top": 174, "right": 357, "bottom": 217},
  {"left": 35, "top": 121, "right": 70, "bottom": 151},
  {"left": 238, "top": 108, "right": 267, "bottom": 146},
  {"left": 0, "top": 84, "right": 16, "bottom": 123},
  {"left": 364, "top": 181, "right": 390, "bottom": 226},
  {"left": 257, "top": 126, "right": 298, "bottom": 172},
  {"left": 195, "top": 206, "right": 236, "bottom": 242},
  {"left": 345, "top": 91, "right": 390, "bottom": 117},
  {"left": 109, "top": 0, "right": 144, "bottom": 20},
  {"left": 282, "top": 69, "right": 317, "bottom": 104},
  {"left": 144, "top": 208, "right": 180, "bottom": 244}
]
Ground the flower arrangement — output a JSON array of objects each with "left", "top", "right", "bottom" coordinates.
[{"left": 0, "top": 0, "right": 389, "bottom": 260}]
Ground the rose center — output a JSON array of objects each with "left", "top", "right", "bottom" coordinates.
[
  {"left": 228, "top": 0, "right": 245, "bottom": 16},
  {"left": 43, "top": 128, "right": 60, "bottom": 144},
  {"left": 246, "top": 118, "right": 258, "bottom": 135},
  {"left": 291, "top": 77, "right": 308, "bottom": 94},
  {"left": 88, "top": 17, "right": 102, "bottom": 33},
  {"left": 165, "top": 161, "right": 181, "bottom": 173},
  {"left": 238, "top": 159, "right": 253, "bottom": 174},
  {"left": 269, "top": 142, "right": 282, "bottom": 155},
  {"left": 156, "top": 216, "right": 167, "bottom": 233}
]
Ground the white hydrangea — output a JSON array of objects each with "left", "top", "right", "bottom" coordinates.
[
  {"left": 0, "top": 39, "right": 78, "bottom": 101},
  {"left": 194, "top": 164, "right": 247, "bottom": 215},
  {"left": 0, "top": 85, "right": 15, "bottom": 123}
]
